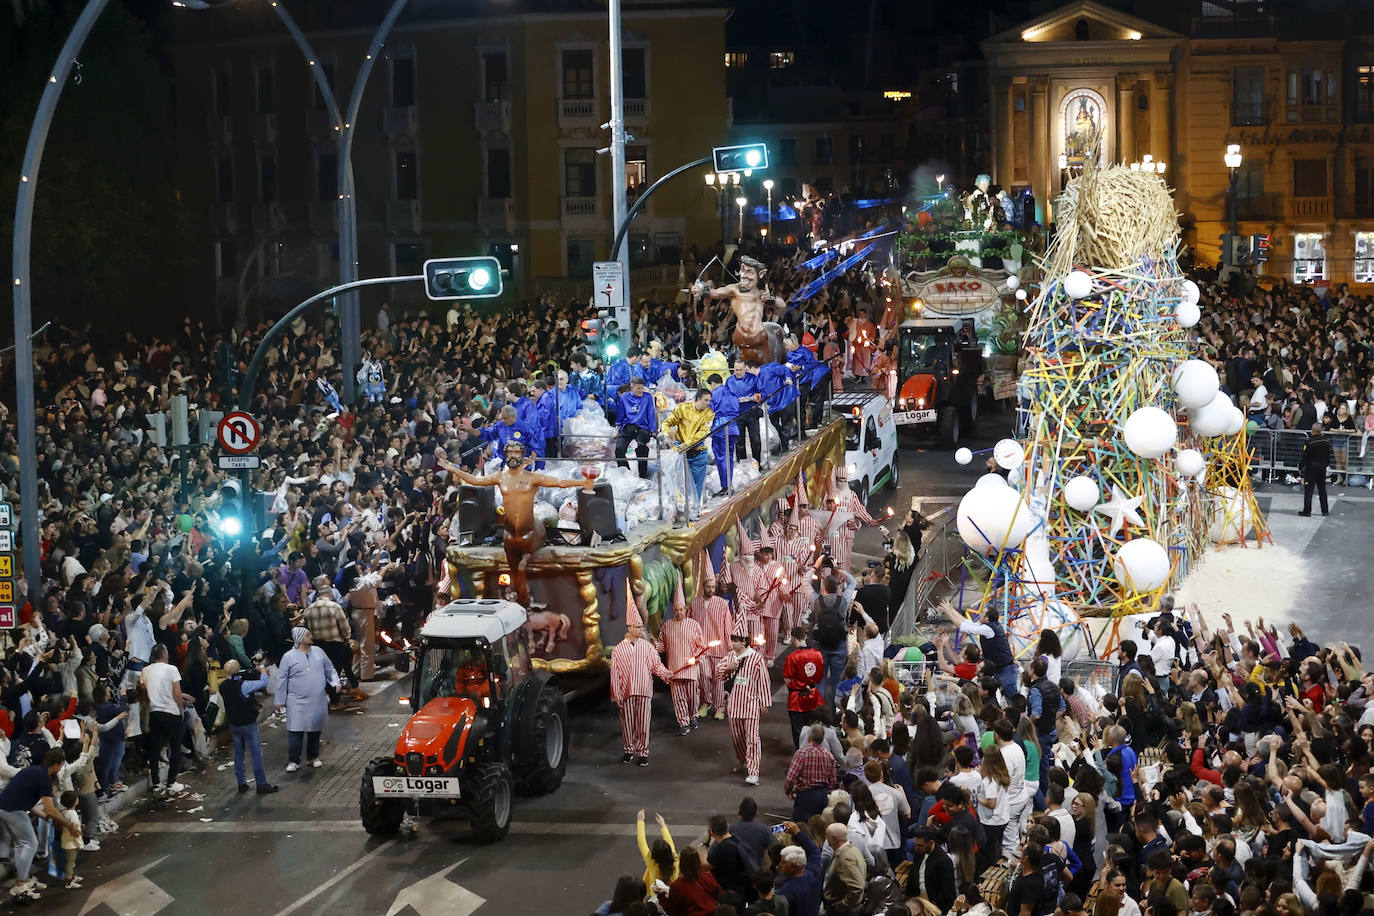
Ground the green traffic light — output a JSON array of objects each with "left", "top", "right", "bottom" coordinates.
[
  {"left": 605, "top": 342, "right": 621, "bottom": 358},
  {"left": 745, "top": 149, "right": 762, "bottom": 167},
  {"left": 468, "top": 267, "right": 492, "bottom": 290},
  {"left": 219, "top": 516, "right": 243, "bottom": 537}
]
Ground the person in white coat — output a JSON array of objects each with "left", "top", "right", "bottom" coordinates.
[{"left": 274, "top": 627, "right": 339, "bottom": 772}]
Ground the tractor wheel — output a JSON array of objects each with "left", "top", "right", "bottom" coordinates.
[
  {"left": 466, "top": 763, "right": 514, "bottom": 843},
  {"left": 937, "top": 405, "right": 961, "bottom": 447},
  {"left": 515, "top": 678, "right": 568, "bottom": 796},
  {"left": 360, "top": 756, "right": 405, "bottom": 836},
  {"left": 963, "top": 392, "right": 979, "bottom": 429}
]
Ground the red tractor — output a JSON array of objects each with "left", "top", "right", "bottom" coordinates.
[
  {"left": 892, "top": 318, "right": 985, "bottom": 447},
  {"left": 360, "top": 598, "right": 568, "bottom": 842}
]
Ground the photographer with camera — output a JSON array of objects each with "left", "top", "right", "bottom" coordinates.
[{"left": 218, "top": 658, "right": 278, "bottom": 795}]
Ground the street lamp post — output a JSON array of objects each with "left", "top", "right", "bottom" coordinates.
[
  {"left": 735, "top": 195, "right": 747, "bottom": 242},
  {"left": 762, "top": 178, "right": 774, "bottom": 240},
  {"left": 1224, "top": 143, "right": 1243, "bottom": 239}
]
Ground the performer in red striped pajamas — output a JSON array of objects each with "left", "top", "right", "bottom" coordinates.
[
  {"left": 656, "top": 575, "right": 707, "bottom": 735},
  {"left": 609, "top": 593, "right": 670, "bottom": 766},
  {"left": 715, "top": 613, "right": 773, "bottom": 786},
  {"left": 688, "top": 552, "right": 732, "bottom": 719}
]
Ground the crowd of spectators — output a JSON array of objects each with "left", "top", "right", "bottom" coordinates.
[{"left": 594, "top": 593, "right": 1374, "bottom": 916}]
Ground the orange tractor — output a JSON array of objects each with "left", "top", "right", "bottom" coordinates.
[
  {"left": 360, "top": 598, "right": 568, "bottom": 842},
  {"left": 892, "top": 318, "right": 985, "bottom": 447}
]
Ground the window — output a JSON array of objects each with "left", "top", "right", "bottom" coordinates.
[
  {"left": 391, "top": 56, "right": 415, "bottom": 107},
  {"left": 567, "top": 239, "right": 595, "bottom": 278},
  {"left": 781, "top": 176, "right": 800, "bottom": 198},
  {"left": 778, "top": 138, "right": 799, "bottom": 166},
  {"left": 626, "top": 144, "right": 647, "bottom": 191},
  {"left": 483, "top": 51, "right": 508, "bottom": 102},
  {"left": 725, "top": 51, "right": 748, "bottom": 69},
  {"left": 564, "top": 148, "right": 596, "bottom": 197},
  {"left": 1359, "top": 65, "right": 1374, "bottom": 123},
  {"left": 622, "top": 48, "right": 646, "bottom": 99},
  {"left": 813, "top": 136, "right": 833, "bottom": 165},
  {"left": 945, "top": 71, "right": 960, "bottom": 96},
  {"left": 1356, "top": 232, "right": 1374, "bottom": 284},
  {"left": 215, "top": 240, "right": 237, "bottom": 278},
  {"left": 1292, "top": 158, "right": 1327, "bottom": 197},
  {"left": 213, "top": 71, "right": 231, "bottom": 117},
  {"left": 393, "top": 243, "right": 421, "bottom": 270},
  {"left": 1292, "top": 232, "right": 1326, "bottom": 282},
  {"left": 879, "top": 134, "right": 895, "bottom": 162},
  {"left": 1233, "top": 66, "right": 1266, "bottom": 125},
  {"left": 215, "top": 157, "right": 233, "bottom": 203},
  {"left": 849, "top": 134, "right": 864, "bottom": 164},
  {"left": 486, "top": 147, "right": 511, "bottom": 199},
  {"left": 259, "top": 155, "right": 276, "bottom": 202},
  {"left": 256, "top": 66, "right": 274, "bottom": 114},
  {"left": 769, "top": 51, "right": 795, "bottom": 70},
  {"left": 395, "top": 150, "right": 417, "bottom": 200},
  {"left": 313, "top": 62, "right": 335, "bottom": 111},
  {"left": 562, "top": 50, "right": 593, "bottom": 100},
  {"left": 316, "top": 151, "right": 337, "bottom": 202},
  {"left": 1288, "top": 68, "right": 1336, "bottom": 106},
  {"left": 1358, "top": 164, "right": 1374, "bottom": 216}
]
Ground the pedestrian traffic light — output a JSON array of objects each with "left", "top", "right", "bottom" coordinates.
[
  {"left": 422, "top": 256, "right": 503, "bottom": 300},
  {"left": 582, "top": 317, "right": 603, "bottom": 348},
  {"left": 216, "top": 479, "right": 244, "bottom": 539},
  {"left": 712, "top": 142, "right": 769, "bottom": 174},
  {"left": 1250, "top": 233, "right": 1270, "bottom": 263}
]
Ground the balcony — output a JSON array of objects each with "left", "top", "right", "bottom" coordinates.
[
  {"left": 306, "top": 110, "right": 335, "bottom": 141},
  {"left": 251, "top": 202, "right": 285, "bottom": 234},
  {"left": 1287, "top": 196, "right": 1333, "bottom": 222},
  {"left": 207, "top": 114, "right": 232, "bottom": 146},
  {"left": 624, "top": 97, "right": 649, "bottom": 125},
  {"left": 213, "top": 202, "right": 237, "bottom": 233},
  {"left": 308, "top": 200, "right": 338, "bottom": 234},
  {"left": 474, "top": 99, "right": 511, "bottom": 134},
  {"left": 386, "top": 198, "right": 421, "bottom": 234},
  {"left": 478, "top": 197, "right": 515, "bottom": 233},
  {"left": 249, "top": 113, "right": 276, "bottom": 145},
  {"left": 383, "top": 105, "right": 417, "bottom": 138},
  {"left": 558, "top": 97, "right": 596, "bottom": 129},
  {"left": 560, "top": 195, "right": 601, "bottom": 229}
]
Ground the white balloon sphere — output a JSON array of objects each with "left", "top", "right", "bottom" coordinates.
[
  {"left": 1005, "top": 274, "right": 1020, "bottom": 291},
  {"left": 1189, "top": 392, "right": 1233, "bottom": 438},
  {"left": 1222, "top": 406, "right": 1245, "bottom": 436},
  {"left": 1123, "top": 406, "right": 1178, "bottom": 459},
  {"left": 1175, "top": 448, "right": 1205, "bottom": 478},
  {"left": 1063, "top": 476, "right": 1100, "bottom": 512},
  {"left": 1008, "top": 468, "right": 1023, "bottom": 487},
  {"left": 1113, "top": 538, "right": 1171, "bottom": 593},
  {"left": 1064, "top": 270, "right": 1093, "bottom": 299},
  {"left": 1176, "top": 301, "right": 1201, "bottom": 329},
  {"left": 1181, "top": 279, "right": 1200, "bottom": 305},
  {"left": 954, "top": 447, "right": 973, "bottom": 466},
  {"left": 975, "top": 473, "right": 1009, "bottom": 490},
  {"left": 1015, "top": 288, "right": 1028, "bottom": 301},
  {"left": 956, "top": 484, "right": 1035, "bottom": 554},
  {"left": 1207, "top": 485, "right": 1256, "bottom": 543},
  {"left": 1172, "top": 359, "right": 1220, "bottom": 409},
  {"left": 993, "top": 438, "right": 1024, "bottom": 470}
]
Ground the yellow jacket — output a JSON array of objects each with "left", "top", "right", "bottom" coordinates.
[
  {"left": 664, "top": 402, "right": 714, "bottom": 451},
  {"left": 637, "top": 818, "right": 678, "bottom": 888}
]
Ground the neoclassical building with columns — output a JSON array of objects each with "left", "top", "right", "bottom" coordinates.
[{"left": 983, "top": 0, "right": 1374, "bottom": 288}]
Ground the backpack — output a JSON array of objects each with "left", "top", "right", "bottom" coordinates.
[{"left": 814, "top": 595, "right": 847, "bottom": 648}]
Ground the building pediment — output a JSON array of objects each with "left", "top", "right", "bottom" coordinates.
[{"left": 984, "top": 0, "right": 1182, "bottom": 46}]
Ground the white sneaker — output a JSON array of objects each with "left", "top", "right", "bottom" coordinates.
[
  {"left": 166, "top": 781, "right": 187, "bottom": 794},
  {"left": 152, "top": 783, "right": 167, "bottom": 796},
  {"left": 744, "top": 775, "right": 760, "bottom": 786},
  {"left": 310, "top": 759, "right": 323, "bottom": 769},
  {"left": 81, "top": 840, "right": 101, "bottom": 852},
  {"left": 285, "top": 762, "right": 299, "bottom": 773}
]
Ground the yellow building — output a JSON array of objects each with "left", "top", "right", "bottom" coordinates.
[
  {"left": 170, "top": 1, "right": 728, "bottom": 315},
  {"left": 983, "top": 0, "right": 1374, "bottom": 288}
]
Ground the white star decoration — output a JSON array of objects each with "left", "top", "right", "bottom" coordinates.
[{"left": 1093, "top": 485, "right": 1144, "bottom": 536}]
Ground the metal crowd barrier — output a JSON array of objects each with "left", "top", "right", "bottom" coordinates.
[
  {"left": 889, "top": 510, "right": 963, "bottom": 639},
  {"left": 1247, "top": 426, "right": 1374, "bottom": 482}
]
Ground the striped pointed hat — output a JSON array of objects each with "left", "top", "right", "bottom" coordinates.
[
  {"left": 626, "top": 589, "right": 644, "bottom": 628},
  {"left": 673, "top": 574, "right": 687, "bottom": 613},
  {"left": 796, "top": 470, "right": 808, "bottom": 506},
  {"left": 730, "top": 609, "right": 749, "bottom": 640},
  {"left": 700, "top": 550, "right": 716, "bottom": 583}
]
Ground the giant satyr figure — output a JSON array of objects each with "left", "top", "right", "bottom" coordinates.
[{"left": 695, "top": 256, "right": 788, "bottom": 365}]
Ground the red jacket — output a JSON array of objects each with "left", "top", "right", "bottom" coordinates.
[
  {"left": 784, "top": 647, "right": 824, "bottom": 713},
  {"left": 660, "top": 873, "right": 722, "bottom": 916}
]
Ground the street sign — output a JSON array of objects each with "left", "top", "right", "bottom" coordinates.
[
  {"left": 0, "top": 532, "right": 12, "bottom": 552},
  {"left": 217, "top": 411, "right": 261, "bottom": 455},
  {"left": 0, "top": 582, "right": 14, "bottom": 604},
  {"left": 217, "top": 454, "right": 262, "bottom": 471},
  {"left": 0, "top": 557, "right": 13, "bottom": 579},
  {"left": 0, "top": 503, "right": 12, "bottom": 529},
  {"left": 0, "top": 607, "right": 14, "bottom": 629},
  {"left": 593, "top": 261, "right": 625, "bottom": 313}
]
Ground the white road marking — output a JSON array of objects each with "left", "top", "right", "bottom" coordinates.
[
  {"left": 134, "top": 819, "right": 704, "bottom": 838},
  {"left": 275, "top": 839, "right": 394, "bottom": 915}
]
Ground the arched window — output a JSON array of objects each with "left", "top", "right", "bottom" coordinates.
[{"left": 1075, "top": 19, "right": 1090, "bottom": 41}]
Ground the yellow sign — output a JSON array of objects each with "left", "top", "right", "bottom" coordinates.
[
  {"left": 0, "top": 582, "right": 13, "bottom": 603},
  {"left": 0, "top": 557, "right": 12, "bottom": 578}
]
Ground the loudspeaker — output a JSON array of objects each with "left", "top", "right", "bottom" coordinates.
[
  {"left": 578, "top": 483, "right": 619, "bottom": 543},
  {"left": 457, "top": 485, "right": 498, "bottom": 546}
]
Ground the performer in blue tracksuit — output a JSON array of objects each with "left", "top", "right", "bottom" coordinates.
[
  {"left": 510, "top": 380, "right": 539, "bottom": 433},
  {"left": 479, "top": 406, "right": 544, "bottom": 459},
  {"left": 555, "top": 370, "right": 583, "bottom": 423},
  {"left": 757, "top": 361, "right": 800, "bottom": 449},
  {"left": 615, "top": 375, "right": 659, "bottom": 478},
  {"left": 706, "top": 372, "right": 737, "bottom": 493},
  {"left": 570, "top": 354, "right": 603, "bottom": 415},
  {"left": 533, "top": 376, "right": 561, "bottom": 458},
  {"left": 723, "top": 361, "right": 763, "bottom": 464},
  {"left": 786, "top": 336, "right": 831, "bottom": 431}
]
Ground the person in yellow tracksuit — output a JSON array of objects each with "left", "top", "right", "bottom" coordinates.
[{"left": 663, "top": 389, "right": 715, "bottom": 509}]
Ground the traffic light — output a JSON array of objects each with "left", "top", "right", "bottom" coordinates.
[
  {"left": 600, "top": 308, "right": 625, "bottom": 359},
  {"left": 422, "top": 256, "right": 503, "bottom": 300},
  {"left": 1220, "top": 233, "right": 1248, "bottom": 269},
  {"left": 216, "top": 479, "right": 244, "bottom": 539},
  {"left": 581, "top": 317, "right": 603, "bottom": 348},
  {"left": 1250, "top": 233, "right": 1270, "bottom": 263},
  {"left": 712, "top": 142, "right": 769, "bottom": 174}
]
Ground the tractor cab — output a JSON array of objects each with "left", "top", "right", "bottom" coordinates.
[{"left": 894, "top": 319, "right": 984, "bottom": 446}]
